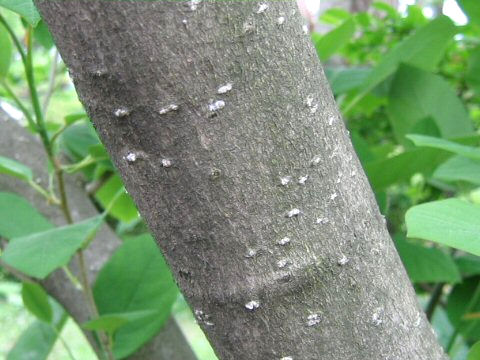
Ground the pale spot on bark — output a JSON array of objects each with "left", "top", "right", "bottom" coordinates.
[
  {"left": 159, "top": 104, "right": 179, "bottom": 115},
  {"left": 217, "top": 83, "right": 233, "bottom": 94},
  {"left": 286, "top": 208, "right": 301, "bottom": 218},
  {"left": 337, "top": 254, "right": 349, "bottom": 266},
  {"left": 161, "top": 159, "right": 173, "bottom": 168},
  {"left": 208, "top": 100, "right": 225, "bottom": 112},
  {"left": 257, "top": 3, "right": 268, "bottom": 14},
  {"left": 298, "top": 175, "right": 309, "bottom": 185},
  {"left": 114, "top": 107, "right": 129, "bottom": 118},
  {"left": 125, "top": 152, "right": 137, "bottom": 163},
  {"left": 307, "top": 313, "right": 321, "bottom": 326},
  {"left": 277, "top": 237, "right": 291, "bottom": 246},
  {"left": 280, "top": 176, "right": 292, "bottom": 186},
  {"left": 245, "top": 300, "right": 260, "bottom": 310}
]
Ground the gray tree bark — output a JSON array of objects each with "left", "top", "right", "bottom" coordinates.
[
  {"left": 0, "top": 113, "right": 197, "bottom": 360},
  {"left": 35, "top": 1, "right": 447, "bottom": 359}
]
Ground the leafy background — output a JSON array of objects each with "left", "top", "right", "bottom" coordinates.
[{"left": 0, "top": 0, "right": 479, "bottom": 359}]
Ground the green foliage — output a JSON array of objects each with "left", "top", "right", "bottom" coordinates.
[
  {"left": 313, "top": 18, "right": 356, "bottom": 61},
  {"left": 408, "top": 134, "right": 480, "bottom": 160},
  {"left": 406, "top": 199, "right": 480, "bottom": 256},
  {"left": 447, "top": 277, "right": 480, "bottom": 342},
  {"left": 0, "top": 156, "right": 33, "bottom": 181},
  {"left": 7, "top": 321, "right": 59, "bottom": 360},
  {"left": 433, "top": 156, "right": 480, "bottom": 186},
  {"left": 389, "top": 65, "right": 473, "bottom": 143},
  {"left": 0, "top": 0, "right": 40, "bottom": 26},
  {"left": 33, "top": 20, "right": 53, "bottom": 50},
  {"left": 7, "top": 300, "right": 67, "bottom": 360},
  {"left": 457, "top": 0, "right": 480, "bottom": 26},
  {"left": 1, "top": 1, "right": 480, "bottom": 358},
  {"left": 95, "top": 175, "right": 139, "bottom": 223},
  {"left": 466, "top": 46, "right": 480, "bottom": 96},
  {"left": 0, "top": 192, "right": 52, "bottom": 238},
  {"left": 1, "top": 216, "right": 103, "bottom": 279},
  {"left": 0, "top": 24, "right": 12, "bottom": 78},
  {"left": 345, "top": 15, "right": 456, "bottom": 111},
  {"left": 395, "top": 236, "right": 461, "bottom": 284},
  {"left": 21, "top": 282, "right": 53, "bottom": 323},
  {"left": 365, "top": 147, "right": 450, "bottom": 191},
  {"left": 468, "top": 341, "right": 480, "bottom": 360},
  {"left": 82, "top": 309, "right": 158, "bottom": 335},
  {"left": 456, "top": 255, "right": 480, "bottom": 278},
  {"left": 93, "top": 234, "right": 179, "bottom": 358}
]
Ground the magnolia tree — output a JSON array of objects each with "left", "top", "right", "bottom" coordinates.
[{"left": 2, "top": 0, "right": 479, "bottom": 359}]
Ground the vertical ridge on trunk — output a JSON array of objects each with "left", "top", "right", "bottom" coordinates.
[{"left": 35, "top": 1, "right": 447, "bottom": 359}]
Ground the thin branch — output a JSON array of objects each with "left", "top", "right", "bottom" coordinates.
[
  {"left": 42, "top": 49, "right": 60, "bottom": 117},
  {"left": 0, "top": 79, "right": 37, "bottom": 130},
  {"left": 77, "top": 249, "right": 115, "bottom": 360},
  {"left": 0, "top": 258, "right": 36, "bottom": 284},
  {"left": 425, "top": 282, "right": 445, "bottom": 321}
]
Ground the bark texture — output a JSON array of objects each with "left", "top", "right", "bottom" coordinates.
[
  {"left": 0, "top": 113, "right": 197, "bottom": 360},
  {"left": 36, "top": 1, "right": 446, "bottom": 359}
]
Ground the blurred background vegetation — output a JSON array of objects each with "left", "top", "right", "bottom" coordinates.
[{"left": 0, "top": 0, "right": 479, "bottom": 359}]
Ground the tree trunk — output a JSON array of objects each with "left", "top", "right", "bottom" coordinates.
[
  {"left": 0, "top": 113, "right": 197, "bottom": 360},
  {"left": 35, "top": 1, "right": 447, "bottom": 359}
]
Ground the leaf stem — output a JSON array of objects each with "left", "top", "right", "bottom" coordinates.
[
  {"left": 2, "top": 18, "right": 114, "bottom": 360},
  {"left": 0, "top": 78, "right": 37, "bottom": 130},
  {"left": 28, "top": 179, "right": 60, "bottom": 205},
  {"left": 446, "top": 281, "right": 480, "bottom": 354},
  {"left": 51, "top": 324, "right": 78, "bottom": 360},
  {"left": 42, "top": 49, "right": 60, "bottom": 117},
  {"left": 61, "top": 265, "right": 82, "bottom": 290},
  {"left": 425, "top": 282, "right": 445, "bottom": 321},
  {"left": 77, "top": 250, "right": 115, "bottom": 360}
]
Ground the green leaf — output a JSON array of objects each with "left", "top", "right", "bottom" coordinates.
[
  {"left": 61, "top": 122, "right": 100, "bottom": 161},
  {"left": 365, "top": 147, "right": 450, "bottom": 191},
  {"left": 33, "top": 20, "right": 53, "bottom": 49},
  {"left": 406, "top": 199, "right": 480, "bottom": 256},
  {"left": 0, "top": 155, "right": 33, "bottom": 181},
  {"left": 371, "top": 1, "right": 399, "bottom": 19},
  {"left": 0, "top": 0, "right": 41, "bottom": 26},
  {"left": 64, "top": 112, "right": 88, "bottom": 125},
  {"left": 455, "top": 255, "right": 480, "bottom": 278},
  {"left": 346, "top": 16, "right": 456, "bottom": 111},
  {"left": 7, "top": 321, "right": 57, "bottom": 360},
  {"left": 407, "top": 135, "right": 480, "bottom": 161},
  {"left": 83, "top": 310, "right": 158, "bottom": 334},
  {"left": 388, "top": 65, "right": 473, "bottom": 144},
  {"left": 7, "top": 300, "right": 67, "bottom": 360},
  {"left": 350, "top": 132, "right": 375, "bottom": 164},
  {"left": 395, "top": 236, "right": 461, "bottom": 283},
  {"left": 326, "top": 67, "right": 371, "bottom": 95},
  {"left": 468, "top": 341, "right": 480, "bottom": 360},
  {"left": 1, "top": 216, "right": 103, "bottom": 279},
  {"left": 466, "top": 46, "right": 480, "bottom": 96},
  {"left": 447, "top": 277, "right": 480, "bottom": 342},
  {"left": 434, "top": 156, "right": 480, "bottom": 186},
  {"left": 313, "top": 18, "right": 355, "bottom": 62},
  {"left": 95, "top": 175, "right": 139, "bottom": 223},
  {"left": 21, "top": 282, "right": 53, "bottom": 323},
  {"left": 94, "top": 234, "right": 179, "bottom": 358},
  {"left": 0, "top": 23, "right": 12, "bottom": 79},
  {"left": 0, "top": 192, "right": 53, "bottom": 239},
  {"left": 319, "top": 8, "right": 351, "bottom": 25},
  {"left": 457, "top": 0, "right": 480, "bottom": 26},
  {"left": 408, "top": 117, "right": 441, "bottom": 138}
]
